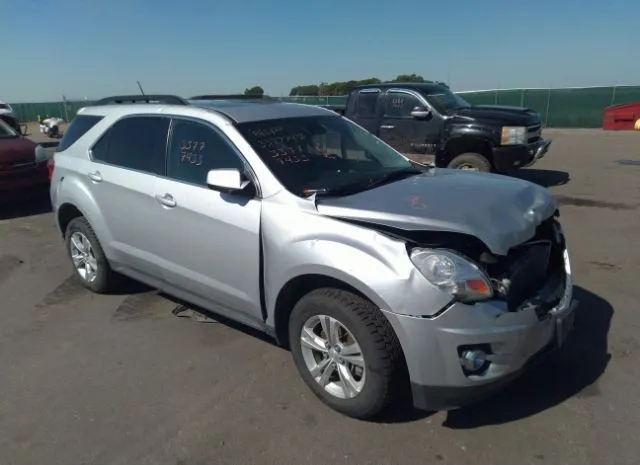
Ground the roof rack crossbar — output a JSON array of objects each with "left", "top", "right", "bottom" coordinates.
[{"left": 93, "top": 95, "right": 189, "bottom": 106}]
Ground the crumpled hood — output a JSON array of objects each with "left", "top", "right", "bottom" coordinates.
[
  {"left": 0, "top": 137, "right": 37, "bottom": 164},
  {"left": 315, "top": 169, "right": 557, "bottom": 256}
]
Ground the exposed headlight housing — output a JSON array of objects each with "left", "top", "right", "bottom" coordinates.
[
  {"left": 409, "top": 248, "right": 493, "bottom": 303},
  {"left": 501, "top": 126, "right": 526, "bottom": 145}
]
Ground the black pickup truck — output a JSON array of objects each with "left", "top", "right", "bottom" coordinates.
[{"left": 325, "top": 82, "right": 551, "bottom": 172}]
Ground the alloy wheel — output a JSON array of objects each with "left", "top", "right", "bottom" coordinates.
[
  {"left": 299, "top": 314, "right": 366, "bottom": 399},
  {"left": 69, "top": 231, "right": 99, "bottom": 283}
]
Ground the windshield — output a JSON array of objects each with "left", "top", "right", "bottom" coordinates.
[
  {"left": 236, "top": 115, "right": 418, "bottom": 197},
  {"left": 0, "top": 118, "right": 18, "bottom": 139},
  {"left": 422, "top": 88, "right": 471, "bottom": 113}
]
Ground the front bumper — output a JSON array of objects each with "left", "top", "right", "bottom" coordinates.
[
  {"left": 382, "top": 247, "right": 576, "bottom": 412},
  {"left": 492, "top": 138, "right": 551, "bottom": 171}
]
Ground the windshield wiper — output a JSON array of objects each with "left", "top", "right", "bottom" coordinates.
[{"left": 303, "top": 167, "right": 423, "bottom": 199}]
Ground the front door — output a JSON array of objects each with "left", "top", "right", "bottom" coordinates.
[
  {"left": 153, "top": 117, "right": 263, "bottom": 324},
  {"left": 378, "top": 90, "right": 442, "bottom": 159}
]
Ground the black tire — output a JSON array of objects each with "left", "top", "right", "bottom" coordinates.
[
  {"left": 288, "top": 288, "right": 406, "bottom": 420},
  {"left": 447, "top": 152, "right": 492, "bottom": 172},
  {"left": 65, "top": 216, "right": 119, "bottom": 294}
]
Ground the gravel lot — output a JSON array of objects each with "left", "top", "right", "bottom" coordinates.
[{"left": 1, "top": 129, "right": 639, "bottom": 465}]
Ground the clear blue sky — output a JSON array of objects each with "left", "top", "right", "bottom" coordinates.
[{"left": 5, "top": 0, "right": 637, "bottom": 102}]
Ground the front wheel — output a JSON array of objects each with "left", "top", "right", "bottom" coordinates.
[
  {"left": 288, "top": 288, "right": 406, "bottom": 419},
  {"left": 447, "top": 152, "right": 492, "bottom": 172}
]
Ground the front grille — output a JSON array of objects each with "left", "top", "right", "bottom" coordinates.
[
  {"left": 527, "top": 124, "right": 542, "bottom": 143},
  {"left": 483, "top": 217, "right": 566, "bottom": 317}
]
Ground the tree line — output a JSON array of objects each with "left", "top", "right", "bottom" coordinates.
[{"left": 242, "top": 74, "right": 442, "bottom": 97}]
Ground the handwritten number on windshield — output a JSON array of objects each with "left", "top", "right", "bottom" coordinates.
[{"left": 180, "top": 140, "right": 205, "bottom": 166}]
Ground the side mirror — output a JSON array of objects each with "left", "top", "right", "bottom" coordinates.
[
  {"left": 410, "top": 107, "right": 431, "bottom": 119},
  {"left": 206, "top": 168, "right": 251, "bottom": 192}
]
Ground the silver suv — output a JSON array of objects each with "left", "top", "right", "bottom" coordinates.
[{"left": 49, "top": 94, "right": 576, "bottom": 419}]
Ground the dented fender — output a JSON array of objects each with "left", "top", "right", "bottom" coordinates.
[{"left": 260, "top": 198, "right": 455, "bottom": 327}]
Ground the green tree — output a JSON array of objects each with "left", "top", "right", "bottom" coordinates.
[
  {"left": 244, "top": 86, "right": 264, "bottom": 96},
  {"left": 289, "top": 74, "right": 436, "bottom": 96}
]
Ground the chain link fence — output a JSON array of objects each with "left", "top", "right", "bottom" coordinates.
[{"left": 8, "top": 86, "right": 640, "bottom": 128}]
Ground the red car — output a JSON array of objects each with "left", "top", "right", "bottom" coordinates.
[{"left": 0, "top": 118, "right": 52, "bottom": 203}]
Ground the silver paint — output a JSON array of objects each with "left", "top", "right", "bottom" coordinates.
[{"left": 51, "top": 101, "right": 573, "bottom": 404}]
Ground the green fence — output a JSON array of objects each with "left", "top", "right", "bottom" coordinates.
[
  {"left": 458, "top": 86, "right": 640, "bottom": 128},
  {"left": 9, "top": 85, "right": 640, "bottom": 128}
]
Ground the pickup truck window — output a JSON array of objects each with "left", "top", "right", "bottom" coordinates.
[
  {"left": 237, "top": 115, "right": 414, "bottom": 197},
  {"left": 384, "top": 92, "right": 422, "bottom": 118},
  {"left": 355, "top": 91, "right": 379, "bottom": 117}
]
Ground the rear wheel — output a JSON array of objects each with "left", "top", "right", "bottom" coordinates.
[
  {"left": 65, "top": 217, "right": 119, "bottom": 293},
  {"left": 288, "top": 288, "right": 406, "bottom": 419},
  {"left": 447, "top": 152, "right": 492, "bottom": 172}
]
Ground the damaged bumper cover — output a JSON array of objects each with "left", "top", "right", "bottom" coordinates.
[{"left": 382, "top": 248, "right": 576, "bottom": 412}]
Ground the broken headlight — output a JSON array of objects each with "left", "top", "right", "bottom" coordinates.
[{"left": 409, "top": 248, "right": 493, "bottom": 303}]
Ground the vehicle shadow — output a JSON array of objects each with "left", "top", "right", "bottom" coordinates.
[
  {"left": 507, "top": 168, "right": 570, "bottom": 188},
  {"left": 442, "top": 285, "right": 612, "bottom": 429},
  {"left": 160, "top": 293, "right": 282, "bottom": 347},
  {"left": 0, "top": 194, "right": 52, "bottom": 221}
]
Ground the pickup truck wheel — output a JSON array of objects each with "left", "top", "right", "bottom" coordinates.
[
  {"left": 65, "top": 217, "right": 119, "bottom": 294},
  {"left": 288, "top": 288, "right": 405, "bottom": 419},
  {"left": 447, "top": 153, "right": 492, "bottom": 172}
]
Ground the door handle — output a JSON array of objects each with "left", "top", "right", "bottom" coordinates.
[
  {"left": 87, "top": 171, "right": 102, "bottom": 182},
  {"left": 155, "top": 193, "right": 177, "bottom": 208},
  {"left": 380, "top": 124, "right": 395, "bottom": 129}
]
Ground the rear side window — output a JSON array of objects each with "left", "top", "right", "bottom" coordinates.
[
  {"left": 91, "top": 116, "right": 170, "bottom": 175},
  {"left": 355, "top": 91, "right": 380, "bottom": 117},
  {"left": 57, "top": 115, "right": 103, "bottom": 152}
]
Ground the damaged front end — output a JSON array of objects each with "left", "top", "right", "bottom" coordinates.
[{"left": 337, "top": 209, "right": 570, "bottom": 321}]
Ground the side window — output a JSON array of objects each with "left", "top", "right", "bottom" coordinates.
[
  {"left": 57, "top": 115, "right": 103, "bottom": 152},
  {"left": 355, "top": 91, "right": 380, "bottom": 117},
  {"left": 90, "top": 116, "right": 169, "bottom": 175},
  {"left": 167, "top": 119, "right": 244, "bottom": 187},
  {"left": 384, "top": 92, "right": 422, "bottom": 118}
]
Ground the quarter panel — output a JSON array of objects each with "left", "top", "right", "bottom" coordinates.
[{"left": 51, "top": 156, "right": 116, "bottom": 255}]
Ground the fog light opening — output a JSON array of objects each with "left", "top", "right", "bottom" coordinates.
[{"left": 458, "top": 344, "right": 491, "bottom": 375}]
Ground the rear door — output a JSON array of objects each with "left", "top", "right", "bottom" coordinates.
[
  {"left": 152, "top": 117, "right": 263, "bottom": 323},
  {"left": 346, "top": 89, "right": 382, "bottom": 135},
  {"left": 88, "top": 115, "right": 170, "bottom": 278},
  {"left": 378, "top": 89, "right": 442, "bottom": 157}
]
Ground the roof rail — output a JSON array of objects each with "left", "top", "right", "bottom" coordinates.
[
  {"left": 93, "top": 95, "right": 189, "bottom": 106},
  {"left": 189, "top": 94, "right": 273, "bottom": 101}
]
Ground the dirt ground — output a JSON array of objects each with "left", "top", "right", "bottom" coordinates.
[{"left": 1, "top": 129, "right": 639, "bottom": 465}]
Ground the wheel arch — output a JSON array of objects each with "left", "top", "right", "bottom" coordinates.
[
  {"left": 440, "top": 136, "right": 494, "bottom": 167},
  {"left": 57, "top": 203, "right": 85, "bottom": 237},
  {"left": 274, "top": 273, "right": 388, "bottom": 350}
]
